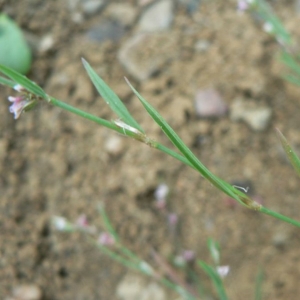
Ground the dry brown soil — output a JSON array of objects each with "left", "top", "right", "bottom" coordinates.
[{"left": 1, "top": 1, "right": 300, "bottom": 299}]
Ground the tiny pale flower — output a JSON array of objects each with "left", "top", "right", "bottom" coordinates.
[
  {"left": 174, "top": 250, "right": 195, "bottom": 267},
  {"left": 98, "top": 232, "right": 115, "bottom": 246},
  {"left": 237, "top": 0, "right": 249, "bottom": 12},
  {"left": 263, "top": 22, "right": 273, "bottom": 33},
  {"left": 8, "top": 85, "right": 39, "bottom": 119},
  {"left": 182, "top": 250, "right": 195, "bottom": 262},
  {"left": 8, "top": 96, "right": 28, "bottom": 119},
  {"left": 168, "top": 213, "right": 178, "bottom": 227},
  {"left": 13, "top": 84, "right": 25, "bottom": 92},
  {"left": 76, "top": 214, "right": 89, "bottom": 228},
  {"left": 154, "top": 184, "right": 169, "bottom": 202},
  {"left": 216, "top": 265, "right": 230, "bottom": 278},
  {"left": 52, "top": 216, "right": 68, "bottom": 231}
]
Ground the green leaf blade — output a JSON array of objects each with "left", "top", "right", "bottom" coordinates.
[
  {"left": 276, "top": 128, "right": 300, "bottom": 177},
  {"left": 82, "top": 58, "right": 144, "bottom": 133},
  {"left": 0, "top": 75, "right": 16, "bottom": 88},
  {"left": 254, "top": 268, "right": 264, "bottom": 300},
  {"left": 198, "top": 261, "right": 228, "bottom": 300},
  {"left": 0, "top": 64, "right": 47, "bottom": 98},
  {"left": 125, "top": 78, "right": 256, "bottom": 208}
]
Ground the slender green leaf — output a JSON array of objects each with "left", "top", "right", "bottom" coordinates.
[
  {"left": 0, "top": 75, "right": 16, "bottom": 88},
  {"left": 125, "top": 78, "right": 258, "bottom": 209},
  {"left": 276, "top": 128, "right": 300, "bottom": 177},
  {"left": 283, "top": 74, "right": 300, "bottom": 87},
  {"left": 198, "top": 261, "right": 228, "bottom": 300},
  {"left": 0, "top": 64, "right": 47, "bottom": 98},
  {"left": 280, "top": 52, "right": 300, "bottom": 76},
  {"left": 207, "top": 238, "right": 220, "bottom": 265},
  {"left": 254, "top": 268, "right": 264, "bottom": 300},
  {"left": 98, "top": 204, "right": 120, "bottom": 242},
  {"left": 256, "top": 0, "right": 291, "bottom": 45},
  {"left": 81, "top": 58, "right": 144, "bottom": 133}
]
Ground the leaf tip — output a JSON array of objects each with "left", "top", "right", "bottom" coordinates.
[
  {"left": 275, "top": 127, "right": 286, "bottom": 142},
  {"left": 81, "top": 57, "right": 88, "bottom": 66}
]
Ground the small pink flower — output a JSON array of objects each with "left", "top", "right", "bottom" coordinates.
[
  {"left": 168, "top": 213, "right": 178, "bottom": 227},
  {"left": 98, "top": 232, "right": 115, "bottom": 246},
  {"left": 174, "top": 250, "right": 195, "bottom": 267},
  {"left": 182, "top": 250, "right": 195, "bottom": 262},
  {"left": 8, "top": 96, "right": 28, "bottom": 119},
  {"left": 76, "top": 214, "right": 89, "bottom": 228},
  {"left": 237, "top": 0, "right": 249, "bottom": 12}
]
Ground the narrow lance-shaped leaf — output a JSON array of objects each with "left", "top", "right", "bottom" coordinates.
[
  {"left": 98, "top": 204, "right": 119, "bottom": 242},
  {"left": 276, "top": 128, "right": 300, "bottom": 177},
  {"left": 125, "top": 78, "right": 259, "bottom": 209},
  {"left": 198, "top": 261, "right": 228, "bottom": 300},
  {"left": 280, "top": 52, "right": 300, "bottom": 77},
  {"left": 207, "top": 238, "right": 220, "bottom": 265},
  {"left": 82, "top": 58, "right": 144, "bottom": 133},
  {"left": 256, "top": 0, "right": 291, "bottom": 45},
  {"left": 254, "top": 268, "right": 264, "bottom": 300},
  {"left": 0, "top": 64, "right": 47, "bottom": 98},
  {"left": 283, "top": 74, "right": 300, "bottom": 87},
  {"left": 0, "top": 75, "right": 16, "bottom": 88}
]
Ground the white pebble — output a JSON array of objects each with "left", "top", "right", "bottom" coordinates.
[{"left": 194, "top": 88, "right": 228, "bottom": 118}]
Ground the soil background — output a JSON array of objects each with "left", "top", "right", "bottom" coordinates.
[{"left": 1, "top": 1, "right": 300, "bottom": 299}]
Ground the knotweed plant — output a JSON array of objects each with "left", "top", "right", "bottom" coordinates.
[
  {"left": 1, "top": 60, "right": 299, "bottom": 225},
  {"left": 0, "top": 57, "right": 297, "bottom": 299},
  {"left": 1, "top": 1, "right": 300, "bottom": 298}
]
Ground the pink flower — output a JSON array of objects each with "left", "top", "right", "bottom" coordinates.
[
  {"left": 76, "top": 214, "right": 89, "bottom": 228},
  {"left": 237, "top": 0, "right": 249, "bottom": 12},
  {"left": 182, "top": 250, "right": 195, "bottom": 262},
  {"left": 8, "top": 96, "right": 28, "bottom": 119},
  {"left": 168, "top": 213, "right": 178, "bottom": 227},
  {"left": 98, "top": 232, "right": 115, "bottom": 246}
]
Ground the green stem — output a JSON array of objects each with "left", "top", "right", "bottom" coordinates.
[
  {"left": 49, "top": 97, "right": 300, "bottom": 228},
  {"left": 49, "top": 97, "right": 117, "bottom": 131},
  {"left": 260, "top": 206, "right": 300, "bottom": 228},
  {"left": 49, "top": 96, "right": 194, "bottom": 168}
]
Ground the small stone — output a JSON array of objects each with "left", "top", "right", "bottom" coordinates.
[
  {"left": 81, "top": 0, "right": 106, "bottom": 16},
  {"left": 38, "top": 34, "right": 55, "bottom": 53},
  {"left": 230, "top": 98, "right": 272, "bottom": 131},
  {"left": 138, "top": 0, "right": 156, "bottom": 6},
  {"left": 194, "top": 88, "right": 228, "bottom": 118},
  {"left": 116, "top": 274, "right": 166, "bottom": 300},
  {"left": 178, "top": 0, "right": 201, "bottom": 14},
  {"left": 104, "top": 135, "right": 124, "bottom": 156},
  {"left": 118, "top": 33, "right": 177, "bottom": 81},
  {"left": 106, "top": 3, "right": 138, "bottom": 27},
  {"left": 272, "top": 232, "right": 289, "bottom": 249},
  {"left": 194, "top": 39, "right": 211, "bottom": 52},
  {"left": 86, "top": 20, "right": 125, "bottom": 43},
  {"left": 138, "top": 0, "right": 174, "bottom": 32},
  {"left": 12, "top": 285, "right": 42, "bottom": 300}
]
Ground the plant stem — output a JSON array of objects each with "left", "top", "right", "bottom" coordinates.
[
  {"left": 260, "top": 206, "right": 300, "bottom": 228},
  {"left": 49, "top": 96, "right": 194, "bottom": 168},
  {"left": 49, "top": 97, "right": 300, "bottom": 228}
]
